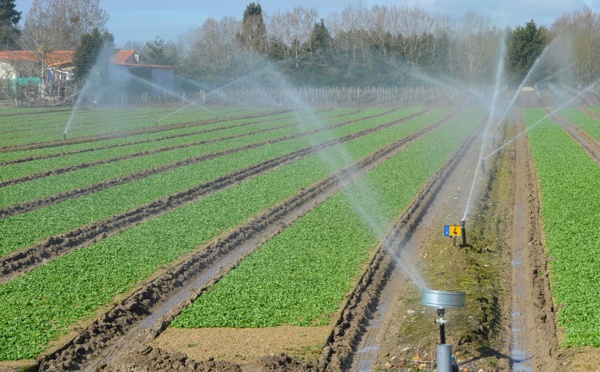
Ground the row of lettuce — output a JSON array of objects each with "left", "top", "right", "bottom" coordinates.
[
  {"left": 172, "top": 110, "right": 483, "bottom": 329},
  {"left": 524, "top": 108, "right": 600, "bottom": 346},
  {"left": 0, "top": 109, "right": 310, "bottom": 163},
  {"left": 0, "top": 108, "right": 425, "bottom": 257},
  {"left": 0, "top": 107, "right": 253, "bottom": 147},
  {"left": 0, "top": 107, "right": 467, "bottom": 360},
  {"left": 0, "top": 109, "right": 367, "bottom": 196}
]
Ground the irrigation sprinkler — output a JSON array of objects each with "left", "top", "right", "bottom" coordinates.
[
  {"left": 422, "top": 289, "right": 466, "bottom": 372},
  {"left": 460, "top": 219, "right": 467, "bottom": 247}
]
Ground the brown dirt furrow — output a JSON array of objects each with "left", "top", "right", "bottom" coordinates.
[
  {"left": 0, "top": 109, "right": 381, "bottom": 184},
  {"left": 318, "top": 117, "right": 482, "bottom": 372},
  {"left": 547, "top": 109, "right": 600, "bottom": 165},
  {"left": 0, "top": 108, "right": 350, "bottom": 166},
  {"left": 0, "top": 110, "right": 289, "bottom": 153},
  {"left": 0, "top": 108, "right": 443, "bottom": 284},
  {"left": 0, "top": 108, "right": 411, "bottom": 217},
  {"left": 511, "top": 117, "right": 559, "bottom": 371},
  {"left": 581, "top": 107, "right": 600, "bottom": 122},
  {"left": 36, "top": 109, "right": 461, "bottom": 372}
]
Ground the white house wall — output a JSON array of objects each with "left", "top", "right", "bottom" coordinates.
[{"left": 0, "top": 62, "right": 17, "bottom": 79}]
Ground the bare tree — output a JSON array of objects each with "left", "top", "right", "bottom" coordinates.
[
  {"left": 550, "top": 6, "right": 600, "bottom": 86},
  {"left": 21, "top": 0, "right": 108, "bottom": 59},
  {"left": 184, "top": 16, "right": 241, "bottom": 78},
  {"left": 449, "top": 12, "right": 504, "bottom": 84},
  {"left": 267, "top": 7, "right": 317, "bottom": 68}
]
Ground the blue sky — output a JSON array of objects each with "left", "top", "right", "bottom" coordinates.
[{"left": 16, "top": 0, "right": 598, "bottom": 47}]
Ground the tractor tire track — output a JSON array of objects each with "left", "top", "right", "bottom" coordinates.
[
  {"left": 0, "top": 109, "right": 450, "bottom": 284},
  {"left": 0, "top": 109, "right": 408, "bottom": 217},
  {"left": 36, "top": 109, "right": 462, "bottom": 372}
]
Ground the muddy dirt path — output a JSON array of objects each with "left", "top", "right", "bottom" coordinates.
[
  {"left": 346, "top": 112, "right": 561, "bottom": 372},
  {"left": 36, "top": 110, "right": 460, "bottom": 372},
  {"left": 348, "top": 117, "right": 483, "bottom": 371},
  {"left": 0, "top": 109, "right": 406, "bottom": 216},
  {"left": 0, "top": 109, "right": 445, "bottom": 286},
  {"left": 508, "top": 118, "right": 558, "bottom": 371}
]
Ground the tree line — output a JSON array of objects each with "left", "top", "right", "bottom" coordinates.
[{"left": 1, "top": 0, "right": 599, "bottom": 89}]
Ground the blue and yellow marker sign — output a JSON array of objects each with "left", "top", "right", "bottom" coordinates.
[{"left": 444, "top": 225, "right": 462, "bottom": 237}]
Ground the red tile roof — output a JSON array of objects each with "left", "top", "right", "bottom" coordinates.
[
  {"left": 1, "top": 49, "right": 172, "bottom": 69},
  {"left": 112, "top": 49, "right": 136, "bottom": 64},
  {"left": 112, "top": 49, "right": 172, "bottom": 69},
  {"left": 0, "top": 50, "right": 74, "bottom": 67},
  {"left": 46, "top": 51, "right": 75, "bottom": 67},
  {"left": 0, "top": 51, "right": 38, "bottom": 62}
]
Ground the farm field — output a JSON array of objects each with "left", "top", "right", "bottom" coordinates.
[{"left": 0, "top": 102, "right": 599, "bottom": 371}]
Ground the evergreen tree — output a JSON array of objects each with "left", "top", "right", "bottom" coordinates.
[
  {"left": 507, "top": 20, "right": 547, "bottom": 87},
  {"left": 73, "top": 28, "right": 114, "bottom": 82},
  {"left": 144, "top": 38, "right": 179, "bottom": 66},
  {"left": 309, "top": 19, "right": 332, "bottom": 53},
  {"left": 238, "top": 3, "right": 267, "bottom": 53},
  {"left": 0, "top": 0, "right": 21, "bottom": 49}
]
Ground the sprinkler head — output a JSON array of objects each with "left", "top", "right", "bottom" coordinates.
[{"left": 421, "top": 289, "right": 466, "bottom": 309}]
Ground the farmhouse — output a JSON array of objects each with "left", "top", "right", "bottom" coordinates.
[
  {"left": 0, "top": 50, "right": 75, "bottom": 83},
  {"left": 110, "top": 50, "right": 175, "bottom": 94},
  {"left": 0, "top": 49, "right": 174, "bottom": 100}
]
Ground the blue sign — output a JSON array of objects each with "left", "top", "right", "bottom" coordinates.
[{"left": 444, "top": 225, "right": 462, "bottom": 237}]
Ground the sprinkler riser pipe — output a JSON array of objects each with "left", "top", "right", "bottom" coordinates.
[
  {"left": 439, "top": 322, "right": 446, "bottom": 344},
  {"left": 437, "top": 344, "right": 453, "bottom": 372}
]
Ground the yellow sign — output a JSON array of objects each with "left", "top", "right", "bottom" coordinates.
[{"left": 444, "top": 225, "right": 462, "bottom": 237}]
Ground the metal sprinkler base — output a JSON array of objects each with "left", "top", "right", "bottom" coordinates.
[{"left": 421, "top": 290, "right": 465, "bottom": 372}]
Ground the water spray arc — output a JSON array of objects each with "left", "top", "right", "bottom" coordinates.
[
  {"left": 461, "top": 33, "right": 508, "bottom": 230},
  {"left": 496, "top": 42, "right": 554, "bottom": 126},
  {"left": 483, "top": 78, "right": 600, "bottom": 161},
  {"left": 154, "top": 66, "right": 273, "bottom": 125},
  {"left": 125, "top": 75, "right": 220, "bottom": 123}
]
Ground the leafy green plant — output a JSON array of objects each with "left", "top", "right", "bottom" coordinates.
[
  {"left": 172, "top": 110, "right": 483, "bottom": 328},
  {"left": 0, "top": 107, "right": 448, "bottom": 360},
  {"left": 524, "top": 108, "right": 600, "bottom": 346}
]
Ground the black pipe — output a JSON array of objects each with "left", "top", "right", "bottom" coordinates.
[{"left": 439, "top": 322, "right": 446, "bottom": 344}]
